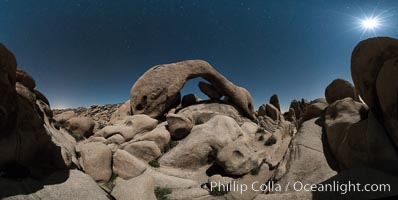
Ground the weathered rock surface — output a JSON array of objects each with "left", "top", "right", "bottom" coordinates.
[
  {"left": 0, "top": 170, "right": 109, "bottom": 200},
  {"left": 113, "top": 149, "right": 147, "bottom": 180},
  {"left": 199, "top": 81, "right": 222, "bottom": 100},
  {"left": 16, "top": 69, "right": 36, "bottom": 91},
  {"left": 123, "top": 141, "right": 162, "bottom": 161},
  {"left": 97, "top": 114, "right": 158, "bottom": 140},
  {"left": 159, "top": 115, "right": 246, "bottom": 169},
  {"left": 109, "top": 100, "right": 131, "bottom": 125},
  {"left": 0, "top": 44, "right": 18, "bottom": 136},
  {"left": 143, "top": 168, "right": 198, "bottom": 189},
  {"left": 217, "top": 139, "right": 259, "bottom": 176},
  {"left": 166, "top": 113, "right": 193, "bottom": 140},
  {"left": 301, "top": 101, "right": 328, "bottom": 122},
  {"left": 130, "top": 60, "right": 256, "bottom": 119},
  {"left": 79, "top": 142, "right": 112, "bottom": 182},
  {"left": 324, "top": 98, "right": 367, "bottom": 158},
  {"left": 258, "top": 104, "right": 280, "bottom": 121},
  {"left": 289, "top": 99, "right": 308, "bottom": 120},
  {"left": 54, "top": 110, "right": 76, "bottom": 122},
  {"left": 111, "top": 175, "right": 156, "bottom": 200},
  {"left": 1, "top": 45, "right": 78, "bottom": 171},
  {"left": 376, "top": 57, "right": 398, "bottom": 151},
  {"left": 351, "top": 37, "right": 398, "bottom": 108},
  {"left": 54, "top": 103, "right": 123, "bottom": 130},
  {"left": 15, "top": 82, "right": 36, "bottom": 103},
  {"left": 65, "top": 116, "right": 95, "bottom": 139},
  {"left": 284, "top": 108, "right": 296, "bottom": 124},
  {"left": 168, "top": 188, "right": 210, "bottom": 200},
  {"left": 175, "top": 102, "right": 252, "bottom": 126},
  {"left": 270, "top": 94, "right": 281, "bottom": 111},
  {"left": 325, "top": 78, "right": 358, "bottom": 104},
  {"left": 132, "top": 123, "right": 171, "bottom": 150},
  {"left": 275, "top": 118, "right": 337, "bottom": 192},
  {"left": 106, "top": 134, "right": 125, "bottom": 145},
  {"left": 325, "top": 98, "right": 398, "bottom": 172},
  {"left": 181, "top": 93, "right": 199, "bottom": 108}
]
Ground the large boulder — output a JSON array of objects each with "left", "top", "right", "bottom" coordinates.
[
  {"left": 122, "top": 141, "right": 162, "bottom": 161},
  {"left": 1, "top": 93, "right": 78, "bottom": 170},
  {"left": 301, "top": 101, "right": 328, "bottom": 122},
  {"left": 376, "top": 57, "right": 398, "bottom": 150},
  {"left": 284, "top": 108, "right": 296, "bottom": 124},
  {"left": 216, "top": 139, "right": 259, "bottom": 176},
  {"left": 324, "top": 98, "right": 367, "bottom": 157},
  {"left": 181, "top": 93, "right": 199, "bottom": 108},
  {"left": 0, "top": 44, "right": 17, "bottom": 85},
  {"left": 53, "top": 110, "right": 76, "bottom": 122},
  {"left": 0, "top": 44, "right": 18, "bottom": 135},
  {"left": 269, "top": 94, "right": 281, "bottom": 111},
  {"left": 275, "top": 118, "right": 337, "bottom": 192},
  {"left": 166, "top": 113, "right": 193, "bottom": 140},
  {"left": 97, "top": 114, "right": 158, "bottom": 140},
  {"left": 111, "top": 175, "right": 156, "bottom": 200},
  {"left": 109, "top": 100, "right": 131, "bottom": 125},
  {"left": 16, "top": 82, "right": 36, "bottom": 103},
  {"left": 258, "top": 104, "right": 280, "bottom": 121},
  {"left": 132, "top": 123, "right": 171, "bottom": 150},
  {"left": 79, "top": 142, "right": 112, "bottom": 182},
  {"left": 325, "top": 78, "right": 358, "bottom": 104},
  {"left": 112, "top": 149, "right": 147, "bottom": 180},
  {"left": 351, "top": 37, "right": 398, "bottom": 108},
  {"left": 175, "top": 102, "right": 253, "bottom": 126},
  {"left": 289, "top": 99, "right": 308, "bottom": 120},
  {"left": 1, "top": 44, "right": 77, "bottom": 174},
  {"left": 65, "top": 116, "right": 95, "bottom": 138},
  {"left": 130, "top": 60, "right": 256, "bottom": 119},
  {"left": 325, "top": 98, "right": 398, "bottom": 172},
  {"left": 159, "top": 115, "right": 247, "bottom": 169},
  {"left": 0, "top": 170, "right": 109, "bottom": 200},
  {"left": 16, "top": 69, "right": 36, "bottom": 91}
]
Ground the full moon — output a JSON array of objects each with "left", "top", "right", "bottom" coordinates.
[{"left": 361, "top": 17, "right": 380, "bottom": 30}]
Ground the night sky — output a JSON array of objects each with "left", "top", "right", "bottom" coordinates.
[{"left": 1, "top": 0, "right": 398, "bottom": 110}]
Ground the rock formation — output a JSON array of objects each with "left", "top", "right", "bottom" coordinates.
[
  {"left": 129, "top": 60, "right": 256, "bottom": 119},
  {"left": 325, "top": 78, "right": 358, "bottom": 104},
  {"left": 2, "top": 37, "right": 398, "bottom": 200}
]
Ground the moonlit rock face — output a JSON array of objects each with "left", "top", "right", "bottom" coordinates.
[
  {"left": 351, "top": 37, "right": 398, "bottom": 108},
  {"left": 0, "top": 43, "right": 18, "bottom": 134},
  {"left": 130, "top": 60, "right": 256, "bottom": 119}
]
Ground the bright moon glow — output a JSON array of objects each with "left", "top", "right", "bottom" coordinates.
[{"left": 361, "top": 17, "right": 380, "bottom": 30}]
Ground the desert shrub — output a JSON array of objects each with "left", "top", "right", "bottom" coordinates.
[
  {"left": 250, "top": 161, "right": 263, "bottom": 175},
  {"left": 209, "top": 185, "right": 228, "bottom": 196},
  {"left": 258, "top": 135, "right": 264, "bottom": 141},
  {"left": 71, "top": 133, "right": 84, "bottom": 141},
  {"left": 264, "top": 135, "right": 277, "bottom": 146},
  {"left": 195, "top": 117, "right": 206, "bottom": 125},
  {"left": 97, "top": 123, "right": 107, "bottom": 130},
  {"left": 155, "top": 187, "right": 172, "bottom": 200},
  {"left": 53, "top": 119, "right": 67, "bottom": 130},
  {"left": 105, "top": 173, "right": 118, "bottom": 189},
  {"left": 163, "top": 140, "right": 178, "bottom": 153},
  {"left": 148, "top": 159, "right": 160, "bottom": 168},
  {"left": 207, "top": 147, "right": 218, "bottom": 164}
]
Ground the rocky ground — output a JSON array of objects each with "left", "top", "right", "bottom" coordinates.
[
  {"left": 53, "top": 103, "right": 123, "bottom": 132},
  {"left": 1, "top": 37, "right": 398, "bottom": 200}
]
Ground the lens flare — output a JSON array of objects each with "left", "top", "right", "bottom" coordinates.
[{"left": 361, "top": 17, "right": 380, "bottom": 30}]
